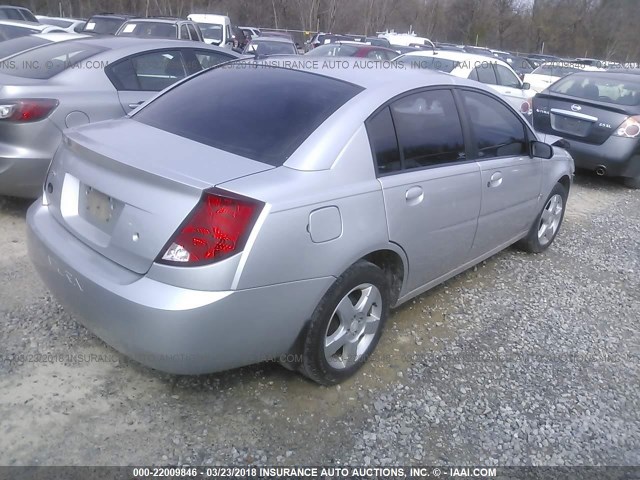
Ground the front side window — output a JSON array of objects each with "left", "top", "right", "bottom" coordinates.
[
  {"left": 179, "top": 24, "right": 189, "bottom": 40},
  {"left": 496, "top": 64, "right": 521, "bottom": 88},
  {"left": 108, "top": 50, "right": 186, "bottom": 91},
  {"left": 460, "top": 90, "right": 527, "bottom": 159},
  {"left": 472, "top": 63, "right": 498, "bottom": 85},
  {"left": 389, "top": 89, "right": 466, "bottom": 169},
  {"left": 187, "top": 24, "right": 200, "bottom": 41}
]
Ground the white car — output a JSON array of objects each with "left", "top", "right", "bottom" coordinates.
[
  {"left": 187, "top": 13, "right": 232, "bottom": 47},
  {"left": 36, "top": 16, "right": 86, "bottom": 33},
  {"left": 396, "top": 50, "right": 537, "bottom": 119},
  {"left": 523, "top": 62, "right": 604, "bottom": 93},
  {"left": 0, "top": 19, "right": 67, "bottom": 40}
]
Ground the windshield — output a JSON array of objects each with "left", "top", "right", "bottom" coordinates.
[
  {"left": 83, "top": 17, "right": 125, "bottom": 35},
  {"left": 244, "top": 40, "right": 296, "bottom": 56},
  {"left": 551, "top": 75, "right": 640, "bottom": 106},
  {"left": 306, "top": 44, "right": 359, "bottom": 57},
  {"left": 118, "top": 21, "right": 177, "bottom": 38},
  {"left": 134, "top": 64, "right": 363, "bottom": 165},
  {"left": 0, "top": 35, "right": 50, "bottom": 59},
  {"left": 197, "top": 23, "right": 223, "bottom": 42},
  {"left": 0, "top": 41, "right": 107, "bottom": 79},
  {"left": 396, "top": 55, "right": 457, "bottom": 73}
]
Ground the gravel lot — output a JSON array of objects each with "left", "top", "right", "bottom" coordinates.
[{"left": 0, "top": 173, "right": 638, "bottom": 466}]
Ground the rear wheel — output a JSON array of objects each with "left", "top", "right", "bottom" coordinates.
[
  {"left": 300, "top": 260, "right": 389, "bottom": 385},
  {"left": 517, "top": 182, "right": 567, "bottom": 253},
  {"left": 623, "top": 176, "right": 640, "bottom": 189}
]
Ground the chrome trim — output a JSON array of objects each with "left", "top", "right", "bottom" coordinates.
[{"left": 550, "top": 108, "right": 597, "bottom": 122}]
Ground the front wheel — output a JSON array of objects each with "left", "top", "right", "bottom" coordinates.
[
  {"left": 517, "top": 182, "right": 567, "bottom": 253},
  {"left": 300, "top": 260, "right": 390, "bottom": 385}
]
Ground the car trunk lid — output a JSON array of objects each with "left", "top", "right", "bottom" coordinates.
[
  {"left": 46, "top": 118, "right": 273, "bottom": 274},
  {"left": 533, "top": 93, "right": 632, "bottom": 145}
]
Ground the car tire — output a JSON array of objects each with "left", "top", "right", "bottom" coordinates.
[
  {"left": 300, "top": 260, "right": 390, "bottom": 386},
  {"left": 517, "top": 182, "right": 567, "bottom": 253},
  {"left": 623, "top": 176, "right": 640, "bottom": 189}
]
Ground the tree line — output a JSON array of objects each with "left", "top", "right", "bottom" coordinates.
[{"left": 18, "top": 0, "right": 640, "bottom": 61}]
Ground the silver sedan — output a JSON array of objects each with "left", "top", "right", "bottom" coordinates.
[
  {"left": 27, "top": 59, "right": 574, "bottom": 385},
  {"left": 0, "top": 37, "right": 240, "bottom": 198}
]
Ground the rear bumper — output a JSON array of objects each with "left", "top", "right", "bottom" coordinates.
[
  {"left": 564, "top": 136, "right": 640, "bottom": 178},
  {"left": 27, "top": 202, "right": 333, "bottom": 374},
  {"left": 0, "top": 153, "right": 51, "bottom": 198}
]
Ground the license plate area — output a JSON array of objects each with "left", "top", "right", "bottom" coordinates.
[
  {"left": 78, "top": 184, "right": 123, "bottom": 233},
  {"left": 551, "top": 114, "right": 592, "bottom": 137}
]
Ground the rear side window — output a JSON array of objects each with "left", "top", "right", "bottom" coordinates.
[
  {"left": 366, "top": 107, "right": 401, "bottom": 174},
  {"left": 0, "top": 41, "right": 106, "bottom": 79},
  {"left": 108, "top": 50, "right": 186, "bottom": 91},
  {"left": 133, "top": 65, "right": 363, "bottom": 165},
  {"left": 472, "top": 64, "right": 497, "bottom": 84},
  {"left": 0, "top": 8, "right": 24, "bottom": 20},
  {"left": 460, "top": 90, "right": 527, "bottom": 159},
  {"left": 389, "top": 89, "right": 466, "bottom": 169},
  {"left": 18, "top": 8, "right": 38, "bottom": 22}
]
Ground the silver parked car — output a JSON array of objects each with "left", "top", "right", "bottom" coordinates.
[
  {"left": 0, "top": 36, "right": 240, "bottom": 198},
  {"left": 27, "top": 59, "right": 574, "bottom": 385}
]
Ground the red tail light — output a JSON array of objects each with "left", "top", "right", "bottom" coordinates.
[
  {"left": 159, "top": 190, "right": 263, "bottom": 266},
  {"left": 0, "top": 99, "right": 58, "bottom": 122},
  {"left": 520, "top": 98, "right": 533, "bottom": 116}
]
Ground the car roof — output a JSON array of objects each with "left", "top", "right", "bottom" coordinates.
[
  {"left": 123, "top": 18, "right": 186, "bottom": 24},
  {"left": 245, "top": 56, "right": 487, "bottom": 91},
  {"left": 399, "top": 49, "right": 512, "bottom": 69}
]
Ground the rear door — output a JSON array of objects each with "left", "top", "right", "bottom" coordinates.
[
  {"left": 106, "top": 49, "right": 188, "bottom": 113},
  {"left": 372, "top": 89, "right": 482, "bottom": 292},
  {"left": 458, "top": 89, "right": 542, "bottom": 255}
]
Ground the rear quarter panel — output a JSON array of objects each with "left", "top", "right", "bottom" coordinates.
[{"left": 219, "top": 125, "right": 397, "bottom": 290}]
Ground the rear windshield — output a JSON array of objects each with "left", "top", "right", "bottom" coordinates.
[
  {"left": 197, "top": 23, "right": 223, "bottom": 42},
  {"left": 0, "top": 35, "right": 50, "bottom": 59},
  {"left": 118, "top": 21, "right": 177, "bottom": 38},
  {"left": 397, "top": 54, "right": 457, "bottom": 73},
  {"left": 133, "top": 64, "right": 363, "bottom": 165},
  {"left": 533, "top": 64, "right": 584, "bottom": 77},
  {"left": 83, "top": 17, "right": 125, "bottom": 34},
  {"left": 306, "top": 44, "right": 359, "bottom": 57},
  {"left": 40, "top": 18, "right": 73, "bottom": 28},
  {"left": 0, "top": 41, "right": 106, "bottom": 79},
  {"left": 551, "top": 75, "right": 640, "bottom": 106},
  {"left": 0, "top": 24, "right": 39, "bottom": 41},
  {"left": 245, "top": 39, "right": 296, "bottom": 56}
]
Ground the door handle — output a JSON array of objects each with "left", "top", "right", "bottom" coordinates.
[
  {"left": 128, "top": 101, "right": 144, "bottom": 109},
  {"left": 405, "top": 186, "right": 424, "bottom": 206},
  {"left": 488, "top": 172, "right": 503, "bottom": 188}
]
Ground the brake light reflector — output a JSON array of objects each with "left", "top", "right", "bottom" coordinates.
[
  {"left": 613, "top": 115, "right": 640, "bottom": 138},
  {"left": 0, "top": 99, "right": 58, "bottom": 122},
  {"left": 160, "top": 191, "right": 262, "bottom": 265}
]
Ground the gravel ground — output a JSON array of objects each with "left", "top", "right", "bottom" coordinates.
[{"left": 0, "top": 173, "right": 638, "bottom": 466}]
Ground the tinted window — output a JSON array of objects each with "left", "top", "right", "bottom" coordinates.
[
  {"left": 397, "top": 55, "right": 457, "bottom": 73},
  {"left": 0, "top": 24, "right": 38, "bottom": 41},
  {"left": 108, "top": 50, "right": 186, "bottom": 91},
  {"left": 461, "top": 90, "right": 527, "bottom": 159},
  {"left": 366, "top": 107, "right": 401, "bottom": 174},
  {"left": 0, "top": 35, "right": 50, "bottom": 59},
  {"left": 496, "top": 64, "right": 521, "bottom": 88},
  {"left": 40, "top": 18, "right": 73, "bottom": 28},
  {"left": 0, "top": 7, "right": 24, "bottom": 20},
  {"left": 366, "top": 49, "right": 394, "bottom": 61},
  {"left": 133, "top": 65, "right": 362, "bottom": 165},
  {"left": 245, "top": 40, "right": 296, "bottom": 56},
  {"left": 472, "top": 63, "right": 497, "bottom": 84},
  {"left": 18, "top": 9, "right": 38, "bottom": 22},
  {"left": 187, "top": 24, "right": 199, "bottom": 41},
  {"left": 551, "top": 75, "right": 640, "bottom": 106},
  {"left": 390, "top": 89, "right": 466, "bottom": 169},
  {"left": 306, "top": 44, "right": 359, "bottom": 57},
  {"left": 191, "top": 50, "right": 233, "bottom": 70},
  {"left": 118, "top": 21, "right": 177, "bottom": 38},
  {"left": 0, "top": 41, "right": 106, "bottom": 79},
  {"left": 83, "top": 17, "right": 125, "bottom": 34},
  {"left": 180, "top": 24, "right": 189, "bottom": 40},
  {"left": 197, "top": 23, "right": 223, "bottom": 42}
]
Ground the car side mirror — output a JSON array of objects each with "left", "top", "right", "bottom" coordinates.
[
  {"left": 522, "top": 82, "right": 531, "bottom": 90},
  {"left": 531, "top": 140, "right": 553, "bottom": 159}
]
